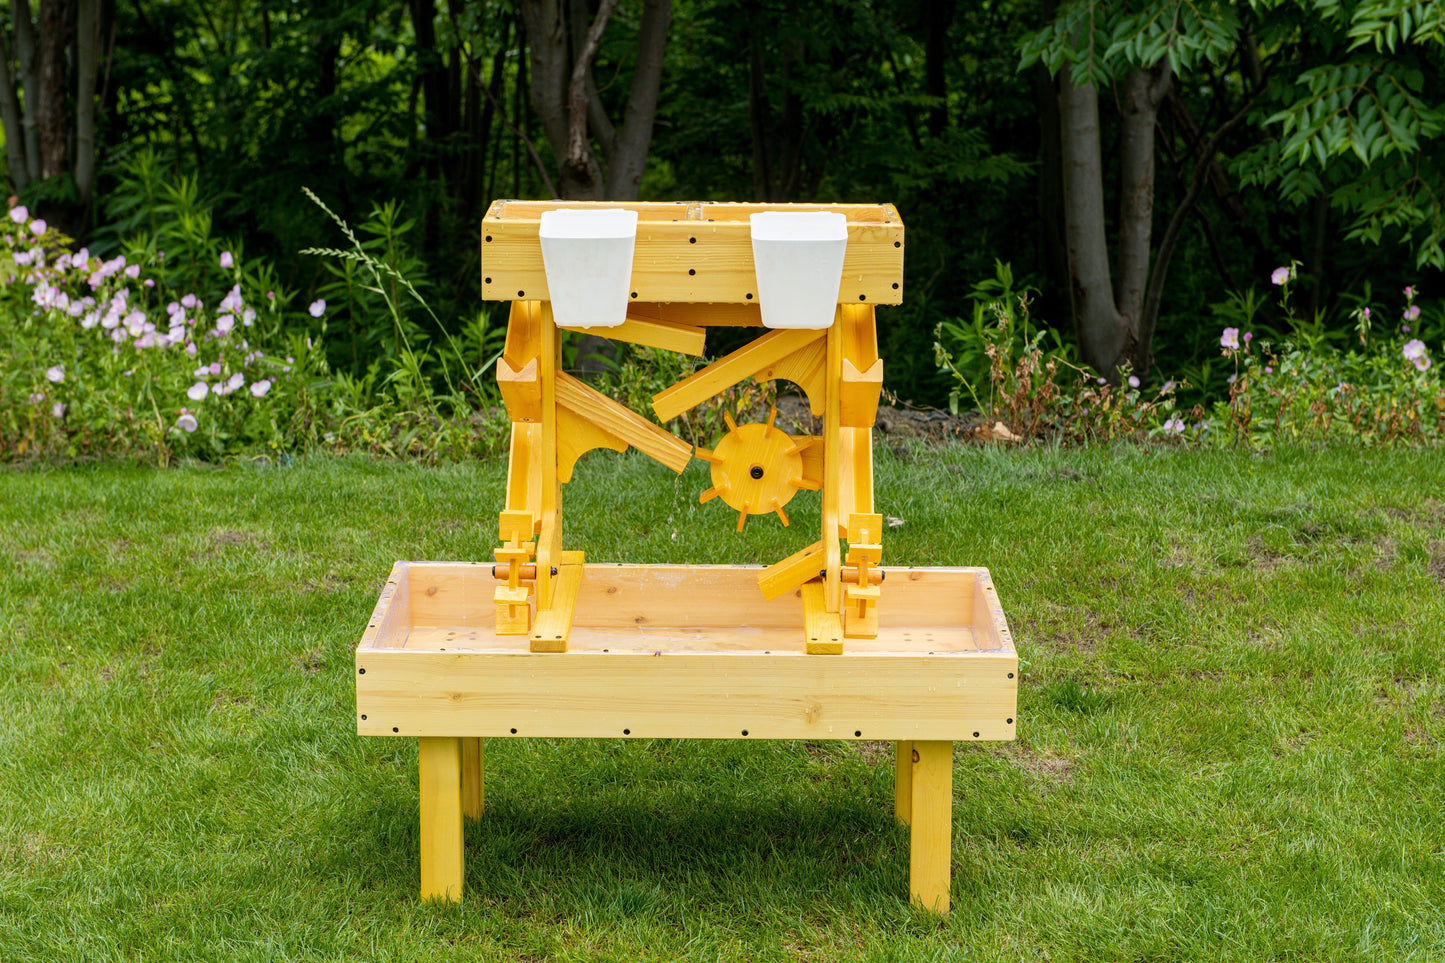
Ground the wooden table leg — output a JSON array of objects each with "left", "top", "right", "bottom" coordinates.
[
  {"left": 419, "top": 737, "right": 463, "bottom": 902},
  {"left": 909, "top": 740, "right": 952, "bottom": 914},
  {"left": 462, "top": 737, "right": 484, "bottom": 821},
  {"left": 894, "top": 740, "right": 913, "bottom": 825}
]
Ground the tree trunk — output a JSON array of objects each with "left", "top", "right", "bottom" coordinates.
[
  {"left": 1058, "top": 64, "right": 1130, "bottom": 375},
  {"left": 604, "top": 0, "right": 670, "bottom": 200},
  {"left": 1114, "top": 63, "right": 1170, "bottom": 351},
  {"left": 35, "top": 0, "right": 75, "bottom": 181}
]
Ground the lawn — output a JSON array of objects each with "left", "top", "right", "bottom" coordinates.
[{"left": 1, "top": 444, "right": 1443, "bottom": 961}]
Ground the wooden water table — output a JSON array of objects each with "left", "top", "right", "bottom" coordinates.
[{"left": 355, "top": 200, "right": 1018, "bottom": 913}]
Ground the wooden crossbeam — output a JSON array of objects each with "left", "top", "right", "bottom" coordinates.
[
  {"left": 556, "top": 372, "right": 692, "bottom": 475},
  {"left": 652, "top": 328, "right": 824, "bottom": 423},
  {"left": 562, "top": 315, "right": 706, "bottom": 356}
]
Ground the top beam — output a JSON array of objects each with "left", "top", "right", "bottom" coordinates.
[{"left": 482, "top": 200, "right": 905, "bottom": 306}]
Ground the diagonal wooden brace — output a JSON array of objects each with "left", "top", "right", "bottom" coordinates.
[{"left": 651, "top": 328, "right": 825, "bottom": 423}]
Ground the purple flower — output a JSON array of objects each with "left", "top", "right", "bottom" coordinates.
[
  {"left": 8, "top": 205, "right": 27, "bottom": 223},
  {"left": 29, "top": 218, "right": 46, "bottom": 237},
  {"left": 1403, "top": 339, "right": 1427, "bottom": 361},
  {"left": 1264, "top": 366, "right": 1273, "bottom": 374},
  {"left": 1127, "top": 375, "right": 1140, "bottom": 389},
  {"left": 1405, "top": 286, "right": 1416, "bottom": 298},
  {"left": 177, "top": 412, "right": 198, "bottom": 433},
  {"left": 124, "top": 264, "right": 140, "bottom": 279},
  {"left": 250, "top": 379, "right": 273, "bottom": 398},
  {"left": 1271, "top": 267, "right": 1290, "bottom": 286},
  {"left": 220, "top": 251, "right": 234, "bottom": 269},
  {"left": 1243, "top": 331, "right": 1253, "bottom": 342},
  {"left": 267, "top": 291, "right": 275, "bottom": 300},
  {"left": 308, "top": 298, "right": 326, "bottom": 318},
  {"left": 187, "top": 381, "right": 209, "bottom": 402},
  {"left": 1227, "top": 374, "right": 1237, "bottom": 384},
  {"left": 1404, "top": 305, "right": 1420, "bottom": 322},
  {"left": 1363, "top": 307, "right": 1371, "bottom": 321},
  {"left": 1220, "top": 327, "right": 1240, "bottom": 349},
  {"left": 1403, "top": 325, "right": 1412, "bottom": 333},
  {"left": 45, "top": 364, "right": 64, "bottom": 383},
  {"left": 1096, "top": 376, "right": 1107, "bottom": 385},
  {"left": 51, "top": 402, "right": 65, "bottom": 419},
  {"left": 1163, "top": 416, "right": 1185, "bottom": 435}
]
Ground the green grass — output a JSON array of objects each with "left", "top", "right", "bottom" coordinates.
[{"left": 1, "top": 444, "right": 1443, "bottom": 961}]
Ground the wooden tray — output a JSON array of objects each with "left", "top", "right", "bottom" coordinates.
[{"left": 355, "top": 562, "right": 1017, "bottom": 742}]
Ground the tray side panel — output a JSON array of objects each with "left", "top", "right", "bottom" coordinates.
[{"left": 356, "top": 650, "right": 1017, "bottom": 741}]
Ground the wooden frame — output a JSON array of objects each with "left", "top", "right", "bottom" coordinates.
[
  {"left": 357, "top": 562, "right": 1017, "bottom": 910},
  {"left": 352, "top": 200, "right": 1021, "bottom": 914}
]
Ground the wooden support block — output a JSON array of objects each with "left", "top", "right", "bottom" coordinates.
[
  {"left": 557, "top": 406, "right": 628, "bottom": 483},
  {"left": 505, "top": 425, "right": 543, "bottom": 527},
  {"left": 652, "top": 328, "right": 824, "bottom": 423},
  {"left": 556, "top": 372, "right": 692, "bottom": 474},
  {"left": 840, "top": 357, "right": 883, "bottom": 428},
  {"left": 754, "top": 337, "right": 828, "bottom": 416},
  {"left": 462, "top": 737, "right": 484, "bottom": 821},
  {"left": 498, "top": 510, "right": 534, "bottom": 544},
  {"left": 844, "top": 583, "right": 881, "bottom": 639},
  {"left": 894, "top": 740, "right": 914, "bottom": 825},
  {"left": 419, "top": 736, "right": 463, "bottom": 902},
  {"left": 493, "top": 585, "right": 531, "bottom": 635},
  {"left": 847, "top": 513, "right": 884, "bottom": 547},
  {"left": 497, "top": 356, "right": 542, "bottom": 422},
  {"left": 531, "top": 552, "right": 584, "bottom": 652},
  {"left": 909, "top": 740, "right": 952, "bottom": 914},
  {"left": 562, "top": 315, "right": 706, "bottom": 356},
  {"left": 801, "top": 581, "right": 843, "bottom": 655},
  {"left": 757, "top": 540, "right": 825, "bottom": 601}
]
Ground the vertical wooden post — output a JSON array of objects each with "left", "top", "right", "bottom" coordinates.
[
  {"left": 894, "top": 740, "right": 913, "bottom": 825},
  {"left": 419, "top": 736, "right": 464, "bottom": 902},
  {"left": 822, "top": 316, "right": 843, "bottom": 611},
  {"left": 909, "top": 740, "right": 952, "bottom": 914},
  {"left": 462, "top": 737, "right": 484, "bottom": 821}
]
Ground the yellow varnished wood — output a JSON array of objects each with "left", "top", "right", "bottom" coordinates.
[
  {"left": 822, "top": 314, "right": 844, "bottom": 616},
  {"left": 556, "top": 406, "right": 628, "bottom": 484},
  {"left": 482, "top": 200, "right": 904, "bottom": 306},
  {"left": 894, "top": 740, "right": 914, "bottom": 825},
  {"left": 652, "top": 328, "right": 824, "bottom": 423},
  {"left": 497, "top": 356, "right": 541, "bottom": 422},
  {"left": 757, "top": 540, "right": 826, "bottom": 601},
  {"left": 504, "top": 425, "right": 543, "bottom": 528},
  {"left": 698, "top": 409, "right": 808, "bottom": 530},
  {"left": 556, "top": 371, "right": 692, "bottom": 474},
  {"left": 536, "top": 304, "right": 561, "bottom": 611},
  {"left": 909, "top": 740, "right": 952, "bottom": 914},
  {"left": 562, "top": 315, "right": 707, "bottom": 356},
  {"left": 801, "top": 581, "right": 843, "bottom": 655},
  {"left": 753, "top": 337, "right": 828, "bottom": 416},
  {"left": 419, "top": 736, "right": 463, "bottom": 902},
  {"left": 531, "top": 551, "right": 584, "bottom": 652},
  {"left": 462, "top": 737, "right": 484, "bottom": 820},
  {"left": 628, "top": 301, "right": 763, "bottom": 327},
  {"left": 839, "top": 304, "right": 883, "bottom": 427}
]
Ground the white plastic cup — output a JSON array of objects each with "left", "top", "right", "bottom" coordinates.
[
  {"left": 538, "top": 208, "right": 639, "bottom": 328},
  {"left": 749, "top": 211, "right": 848, "bottom": 329}
]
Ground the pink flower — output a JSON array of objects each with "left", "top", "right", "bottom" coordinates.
[
  {"left": 145, "top": 279, "right": 154, "bottom": 288},
  {"left": 187, "top": 381, "right": 209, "bottom": 401},
  {"left": 185, "top": 342, "right": 197, "bottom": 357},
  {"left": 1363, "top": 307, "right": 1371, "bottom": 321},
  {"left": 1243, "top": 331, "right": 1253, "bottom": 342},
  {"left": 250, "top": 379, "right": 273, "bottom": 398},
  {"left": 124, "top": 264, "right": 140, "bottom": 279},
  {"left": 1403, "top": 339, "right": 1426, "bottom": 361},
  {"left": 29, "top": 219, "right": 46, "bottom": 237},
  {"left": 1163, "top": 416, "right": 1185, "bottom": 435},
  {"left": 226, "top": 372, "right": 245, "bottom": 393},
  {"left": 45, "top": 364, "right": 64, "bottom": 383},
  {"left": 1404, "top": 305, "right": 1420, "bottom": 322},
  {"left": 181, "top": 294, "right": 197, "bottom": 309},
  {"left": 1264, "top": 366, "right": 1273, "bottom": 374},
  {"left": 177, "top": 412, "right": 198, "bottom": 433},
  {"left": 216, "top": 314, "right": 235, "bottom": 334},
  {"left": 308, "top": 299, "right": 326, "bottom": 317},
  {"left": 267, "top": 291, "right": 275, "bottom": 299},
  {"left": 220, "top": 251, "right": 234, "bottom": 269},
  {"left": 8, "top": 205, "right": 27, "bottom": 223},
  {"left": 1405, "top": 286, "right": 1416, "bottom": 298},
  {"left": 1403, "top": 325, "right": 1412, "bottom": 333},
  {"left": 1220, "top": 327, "right": 1240, "bottom": 349},
  {"left": 1415, "top": 356, "right": 1433, "bottom": 372},
  {"left": 1127, "top": 375, "right": 1139, "bottom": 388},
  {"left": 1271, "top": 267, "right": 1290, "bottom": 286}
]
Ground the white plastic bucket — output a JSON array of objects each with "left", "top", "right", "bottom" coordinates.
[
  {"left": 749, "top": 211, "right": 848, "bottom": 329},
  {"left": 538, "top": 208, "right": 639, "bottom": 328}
]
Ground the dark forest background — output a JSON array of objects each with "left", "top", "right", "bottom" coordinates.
[{"left": 8, "top": 0, "right": 1445, "bottom": 406}]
